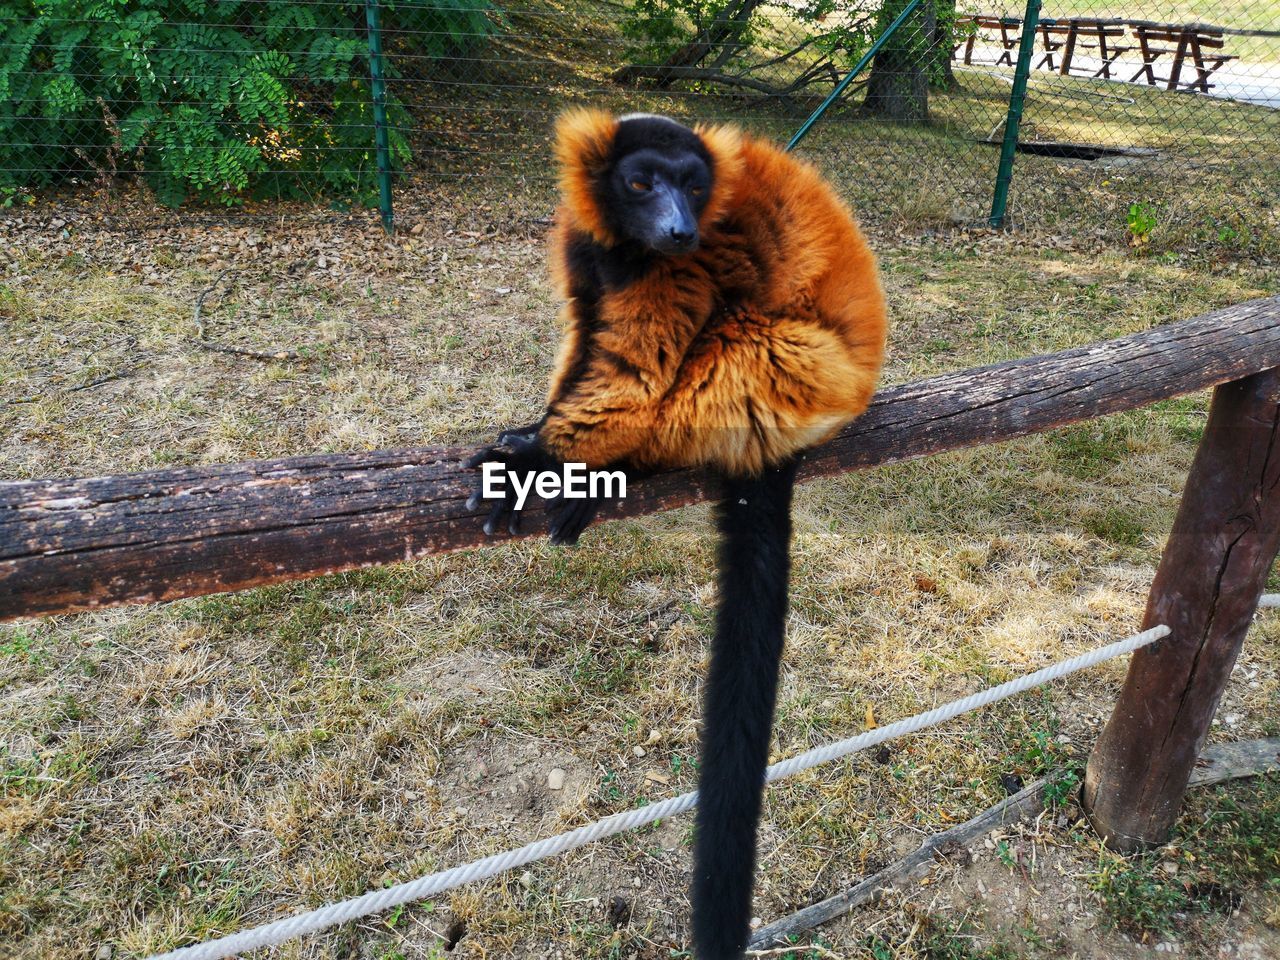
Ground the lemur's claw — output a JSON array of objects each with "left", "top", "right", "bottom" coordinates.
[
  {"left": 463, "top": 448, "right": 494, "bottom": 470},
  {"left": 547, "top": 494, "right": 603, "bottom": 546},
  {"left": 482, "top": 499, "right": 509, "bottom": 537}
]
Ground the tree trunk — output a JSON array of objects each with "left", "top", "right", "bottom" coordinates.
[
  {"left": 930, "top": 0, "right": 959, "bottom": 89},
  {"left": 863, "top": 0, "right": 933, "bottom": 120}
]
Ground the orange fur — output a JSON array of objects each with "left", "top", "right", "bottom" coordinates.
[
  {"left": 542, "top": 110, "right": 887, "bottom": 476},
  {"left": 553, "top": 109, "right": 620, "bottom": 246}
]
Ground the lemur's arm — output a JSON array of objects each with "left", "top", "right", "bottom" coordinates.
[
  {"left": 469, "top": 256, "right": 711, "bottom": 542},
  {"left": 538, "top": 253, "right": 713, "bottom": 466}
]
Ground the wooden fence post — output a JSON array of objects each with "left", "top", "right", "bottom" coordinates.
[{"left": 1084, "top": 368, "right": 1280, "bottom": 852}]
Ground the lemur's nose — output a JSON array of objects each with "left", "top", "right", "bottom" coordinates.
[{"left": 670, "top": 226, "right": 695, "bottom": 246}]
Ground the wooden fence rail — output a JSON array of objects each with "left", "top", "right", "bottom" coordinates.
[
  {"left": 3, "top": 295, "right": 1280, "bottom": 856},
  {"left": 3, "top": 297, "right": 1279, "bottom": 624}
]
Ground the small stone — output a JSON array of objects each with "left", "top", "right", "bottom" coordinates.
[
  {"left": 519, "top": 871, "right": 533, "bottom": 888},
  {"left": 633, "top": 746, "right": 646, "bottom": 758},
  {"left": 95, "top": 948, "right": 112, "bottom": 960},
  {"left": 607, "top": 895, "right": 631, "bottom": 928},
  {"left": 632, "top": 875, "right": 641, "bottom": 888},
  {"left": 547, "top": 768, "right": 566, "bottom": 790},
  {"left": 317, "top": 255, "right": 328, "bottom": 269},
  {"left": 999, "top": 772, "right": 1024, "bottom": 795}
]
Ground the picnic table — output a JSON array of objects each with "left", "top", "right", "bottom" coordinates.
[
  {"left": 951, "top": 15, "right": 1239, "bottom": 96},
  {"left": 1035, "top": 17, "right": 1131, "bottom": 79},
  {"left": 1128, "top": 21, "right": 1238, "bottom": 93},
  {"left": 955, "top": 15, "right": 1024, "bottom": 67}
]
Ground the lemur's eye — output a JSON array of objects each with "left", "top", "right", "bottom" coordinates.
[
  {"left": 689, "top": 186, "right": 706, "bottom": 197},
  {"left": 629, "top": 180, "right": 651, "bottom": 192}
]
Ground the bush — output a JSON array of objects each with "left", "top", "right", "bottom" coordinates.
[{"left": 0, "top": 1, "right": 498, "bottom": 206}]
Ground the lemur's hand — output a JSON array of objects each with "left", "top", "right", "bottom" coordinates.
[{"left": 465, "top": 432, "right": 555, "bottom": 537}]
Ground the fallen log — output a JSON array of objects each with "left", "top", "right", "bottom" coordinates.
[{"left": 750, "top": 737, "right": 1280, "bottom": 949}]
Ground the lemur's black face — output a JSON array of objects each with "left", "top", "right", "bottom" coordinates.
[{"left": 603, "top": 116, "right": 713, "bottom": 255}]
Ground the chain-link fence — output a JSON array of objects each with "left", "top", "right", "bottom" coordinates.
[{"left": 2, "top": 1, "right": 1277, "bottom": 241}]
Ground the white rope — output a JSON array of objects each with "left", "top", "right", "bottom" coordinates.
[
  {"left": 1260, "top": 594, "right": 1280, "bottom": 608},
  {"left": 148, "top": 624, "right": 1169, "bottom": 960}
]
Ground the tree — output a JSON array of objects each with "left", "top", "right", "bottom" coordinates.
[
  {"left": 614, "top": 0, "right": 880, "bottom": 103},
  {"left": 611, "top": 0, "right": 959, "bottom": 110},
  {"left": 930, "top": 0, "right": 959, "bottom": 90},
  {"left": 614, "top": 0, "right": 765, "bottom": 87},
  {"left": 862, "top": 0, "right": 935, "bottom": 120}
]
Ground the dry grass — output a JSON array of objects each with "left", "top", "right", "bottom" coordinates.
[{"left": 2, "top": 168, "right": 1280, "bottom": 960}]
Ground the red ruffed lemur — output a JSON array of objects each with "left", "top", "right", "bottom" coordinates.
[{"left": 467, "top": 109, "right": 887, "bottom": 959}]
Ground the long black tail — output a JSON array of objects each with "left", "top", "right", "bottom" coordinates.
[{"left": 692, "top": 457, "right": 799, "bottom": 960}]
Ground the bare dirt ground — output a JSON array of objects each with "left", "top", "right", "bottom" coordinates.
[{"left": 2, "top": 177, "right": 1279, "bottom": 960}]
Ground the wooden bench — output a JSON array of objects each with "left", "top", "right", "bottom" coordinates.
[
  {"left": 1036, "top": 17, "right": 1131, "bottom": 79},
  {"left": 1128, "top": 21, "right": 1238, "bottom": 92},
  {"left": 954, "top": 14, "right": 1024, "bottom": 67},
  {"left": 1033, "top": 18, "right": 1068, "bottom": 71}
]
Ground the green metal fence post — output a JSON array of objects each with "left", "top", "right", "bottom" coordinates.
[
  {"left": 988, "top": 0, "right": 1041, "bottom": 228},
  {"left": 365, "top": 0, "right": 394, "bottom": 234}
]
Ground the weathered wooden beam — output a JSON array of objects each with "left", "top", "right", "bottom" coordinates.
[
  {"left": 751, "top": 778, "right": 1050, "bottom": 950},
  {"left": 1084, "top": 368, "right": 1280, "bottom": 852},
  {"left": 1186, "top": 737, "right": 1280, "bottom": 788},
  {"left": 2, "top": 297, "right": 1279, "bottom": 622},
  {"left": 752, "top": 737, "right": 1280, "bottom": 949}
]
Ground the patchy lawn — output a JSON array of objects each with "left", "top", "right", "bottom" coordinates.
[{"left": 1, "top": 175, "right": 1279, "bottom": 960}]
